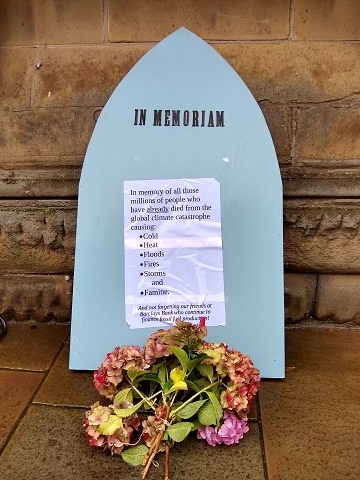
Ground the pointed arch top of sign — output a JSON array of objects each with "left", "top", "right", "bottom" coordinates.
[{"left": 70, "top": 27, "right": 284, "bottom": 378}]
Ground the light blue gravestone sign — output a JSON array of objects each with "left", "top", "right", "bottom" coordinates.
[{"left": 70, "top": 28, "right": 284, "bottom": 378}]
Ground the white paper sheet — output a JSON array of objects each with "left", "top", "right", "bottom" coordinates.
[{"left": 124, "top": 178, "right": 226, "bottom": 328}]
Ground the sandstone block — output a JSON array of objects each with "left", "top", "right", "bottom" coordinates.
[
  {"left": 294, "top": 107, "right": 360, "bottom": 162},
  {"left": 259, "top": 104, "right": 292, "bottom": 163},
  {"left": 215, "top": 43, "right": 360, "bottom": 105},
  {"left": 0, "top": 48, "right": 35, "bottom": 107},
  {"left": 284, "top": 273, "right": 317, "bottom": 322},
  {"left": 292, "top": 0, "right": 360, "bottom": 40},
  {"left": 29, "top": 43, "right": 360, "bottom": 108},
  {"left": 284, "top": 199, "right": 360, "bottom": 273},
  {"left": 0, "top": 0, "right": 104, "bottom": 46},
  {"left": 0, "top": 274, "right": 72, "bottom": 322},
  {"left": 33, "top": 45, "right": 149, "bottom": 107},
  {"left": 316, "top": 274, "right": 360, "bottom": 324},
  {"left": 0, "top": 108, "right": 95, "bottom": 163},
  {"left": 0, "top": 200, "right": 76, "bottom": 274},
  {"left": 108, "top": 0, "right": 290, "bottom": 42}
]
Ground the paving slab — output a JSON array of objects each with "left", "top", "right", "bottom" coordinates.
[
  {"left": 0, "top": 323, "right": 69, "bottom": 371},
  {"left": 34, "top": 341, "right": 99, "bottom": 407},
  {"left": 259, "top": 329, "right": 360, "bottom": 480},
  {"left": 0, "top": 405, "right": 265, "bottom": 480},
  {"left": 0, "top": 370, "right": 44, "bottom": 449}
]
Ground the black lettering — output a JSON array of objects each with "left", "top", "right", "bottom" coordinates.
[
  {"left": 153, "top": 110, "right": 162, "bottom": 126},
  {"left": 216, "top": 110, "right": 225, "bottom": 127},
  {"left": 192, "top": 110, "right": 199, "bottom": 127}
]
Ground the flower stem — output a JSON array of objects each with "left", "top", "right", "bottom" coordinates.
[
  {"left": 132, "top": 386, "right": 160, "bottom": 411},
  {"left": 164, "top": 443, "right": 170, "bottom": 480},
  {"left": 170, "top": 381, "right": 220, "bottom": 418}
]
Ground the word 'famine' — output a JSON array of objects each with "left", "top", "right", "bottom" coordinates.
[{"left": 134, "top": 109, "right": 225, "bottom": 127}]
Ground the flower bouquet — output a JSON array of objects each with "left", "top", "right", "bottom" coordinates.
[{"left": 84, "top": 318, "right": 260, "bottom": 479}]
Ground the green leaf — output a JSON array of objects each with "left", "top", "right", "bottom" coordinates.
[
  {"left": 175, "top": 399, "right": 207, "bottom": 419},
  {"left": 157, "top": 362, "right": 167, "bottom": 384},
  {"left": 193, "top": 378, "right": 211, "bottom": 390},
  {"left": 185, "top": 379, "right": 200, "bottom": 392},
  {"left": 186, "top": 354, "right": 208, "bottom": 375},
  {"left": 170, "top": 367, "right": 186, "bottom": 384},
  {"left": 114, "top": 401, "right": 144, "bottom": 418},
  {"left": 196, "top": 362, "right": 214, "bottom": 381},
  {"left": 114, "top": 387, "right": 133, "bottom": 405},
  {"left": 121, "top": 445, "right": 149, "bottom": 466},
  {"left": 197, "top": 401, "right": 217, "bottom": 426},
  {"left": 168, "top": 381, "right": 188, "bottom": 393},
  {"left": 168, "top": 346, "right": 189, "bottom": 372},
  {"left": 166, "top": 422, "right": 193, "bottom": 442},
  {"left": 163, "top": 379, "right": 173, "bottom": 394},
  {"left": 141, "top": 373, "right": 162, "bottom": 383},
  {"left": 190, "top": 419, "right": 202, "bottom": 431},
  {"left": 97, "top": 415, "right": 122, "bottom": 435},
  {"left": 127, "top": 368, "right": 146, "bottom": 382},
  {"left": 206, "top": 391, "right": 223, "bottom": 425}
]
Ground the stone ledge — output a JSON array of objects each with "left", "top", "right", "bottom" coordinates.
[
  {"left": 284, "top": 273, "right": 317, "bottom": 323},
  {"left": 284, "top": 199, "right": 360, "bottom": 273},
  {"left": 316, "top": 274, "right": 360, "bottom": 324},
  {"left": 0, "top": 274, "right": 72, "bottom": 323},
  {"left": 0, "top": 200, "right": 76, "bottom": 274}
]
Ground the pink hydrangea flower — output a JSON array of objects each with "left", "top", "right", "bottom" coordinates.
[{"left": 197, "top": 412, "right": 249, "bottom": 446}]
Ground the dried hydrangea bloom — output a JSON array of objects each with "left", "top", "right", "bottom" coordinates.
[
  {"left": 104, "top": 423, "right": 134, "bottom": 454},
  {"left": 143, "top": 329, "right": 171, "bottom": 365},
  {"left": 162, "top": 318, "right": 207, "bottom": 348},
  {"left": 93, "top": 345, "right": 147, "bottom": 399},
  {"left": 141, "top": 414, "right": 166, "bottom": 451},
  {"left": 220, "top": 382, "right": 250, "bottom": 414},
  {"left": 84, "top": 401, "right": 140, "bottom": 455},
  {"left": 225, "top": 349, "right": 260, "bottom": 384},
  {"left": 196, "top": 341, "right": 228, "bottom": 376}
]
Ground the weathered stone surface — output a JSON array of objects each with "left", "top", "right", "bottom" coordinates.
[
  {"left": 28, "top": 43, "right": 360, "bottom": 107},
  {"left": 315, "top": 274, "right": 360, "bottom": 324},
  {"left": 284, "top": 273, "right": 317, "bottom": 323},
  {"left": 215, "top": 43, "right": 360, "bottom": 105},
  {"left": 284, "top": 199, "right": 360, "bottom": 273},
  {"left": 0, "top": 48, "right": 35, "bottom": 107},
  {"left": 108, "top": 0, "right": 290, "bottom": 42},
  {"left": 259, "top": 104, "right": 292, "bottom": 164},
  {"left": 292, "top": 0, "right": 360, "bottom": 40},
  {"left": 0, "top": 274, "right": 72, "bottom": 322},
  {"left": 0, "top": 200, "right": 76, "bottom": 273},
  {"left": 294, "top": 107, "right": 360, "bottom": 163},
  {"left": 0, "top": 108, "right": 95, "bottom": 164},
  {"left": 0, "top": 167, "right": 80, "bottom": 198},
  {"left": 282, "top": 167, "right": 360, "bottom": 198},
  {"left": 0, "top": 0, "right": 104, "bottom": 46},
  {"left": 33, "top": 45, "right": 150, "bottom": 107}
]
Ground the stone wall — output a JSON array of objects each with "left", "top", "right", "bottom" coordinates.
[{"left": 1, "top": 0, "right": 360, "bottom": 324}]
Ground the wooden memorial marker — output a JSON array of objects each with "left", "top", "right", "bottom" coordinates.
[{"left": 70, "top": 28, "right": 284, "bottom": 378}]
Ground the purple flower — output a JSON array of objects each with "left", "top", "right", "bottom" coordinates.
[{"left": 197, "top": 412, "right": 249, "bottom": 446}]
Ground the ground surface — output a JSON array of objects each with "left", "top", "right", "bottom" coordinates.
[{"left": 0, "top": 323, "right": 359, "bottom": 480}]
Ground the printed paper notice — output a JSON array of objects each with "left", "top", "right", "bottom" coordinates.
[{"left": 124, "top": 178, "right": 226, "bottom": 329}]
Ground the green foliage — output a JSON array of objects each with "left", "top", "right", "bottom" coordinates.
[
  {"left": 121, "top": 445, "right": 149, "bottom": 466},
  {"left": 175, "top": 399, "right": 207, "bottom": 419},
  {"left": 167, "top": 346, "right": 189, "bottom": 372},
  {"left": 166, "top": 422, "right": 193, "bottom": 442},
  {"left": 114, "top": 387, "right": 133, "bottom": 405}
]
